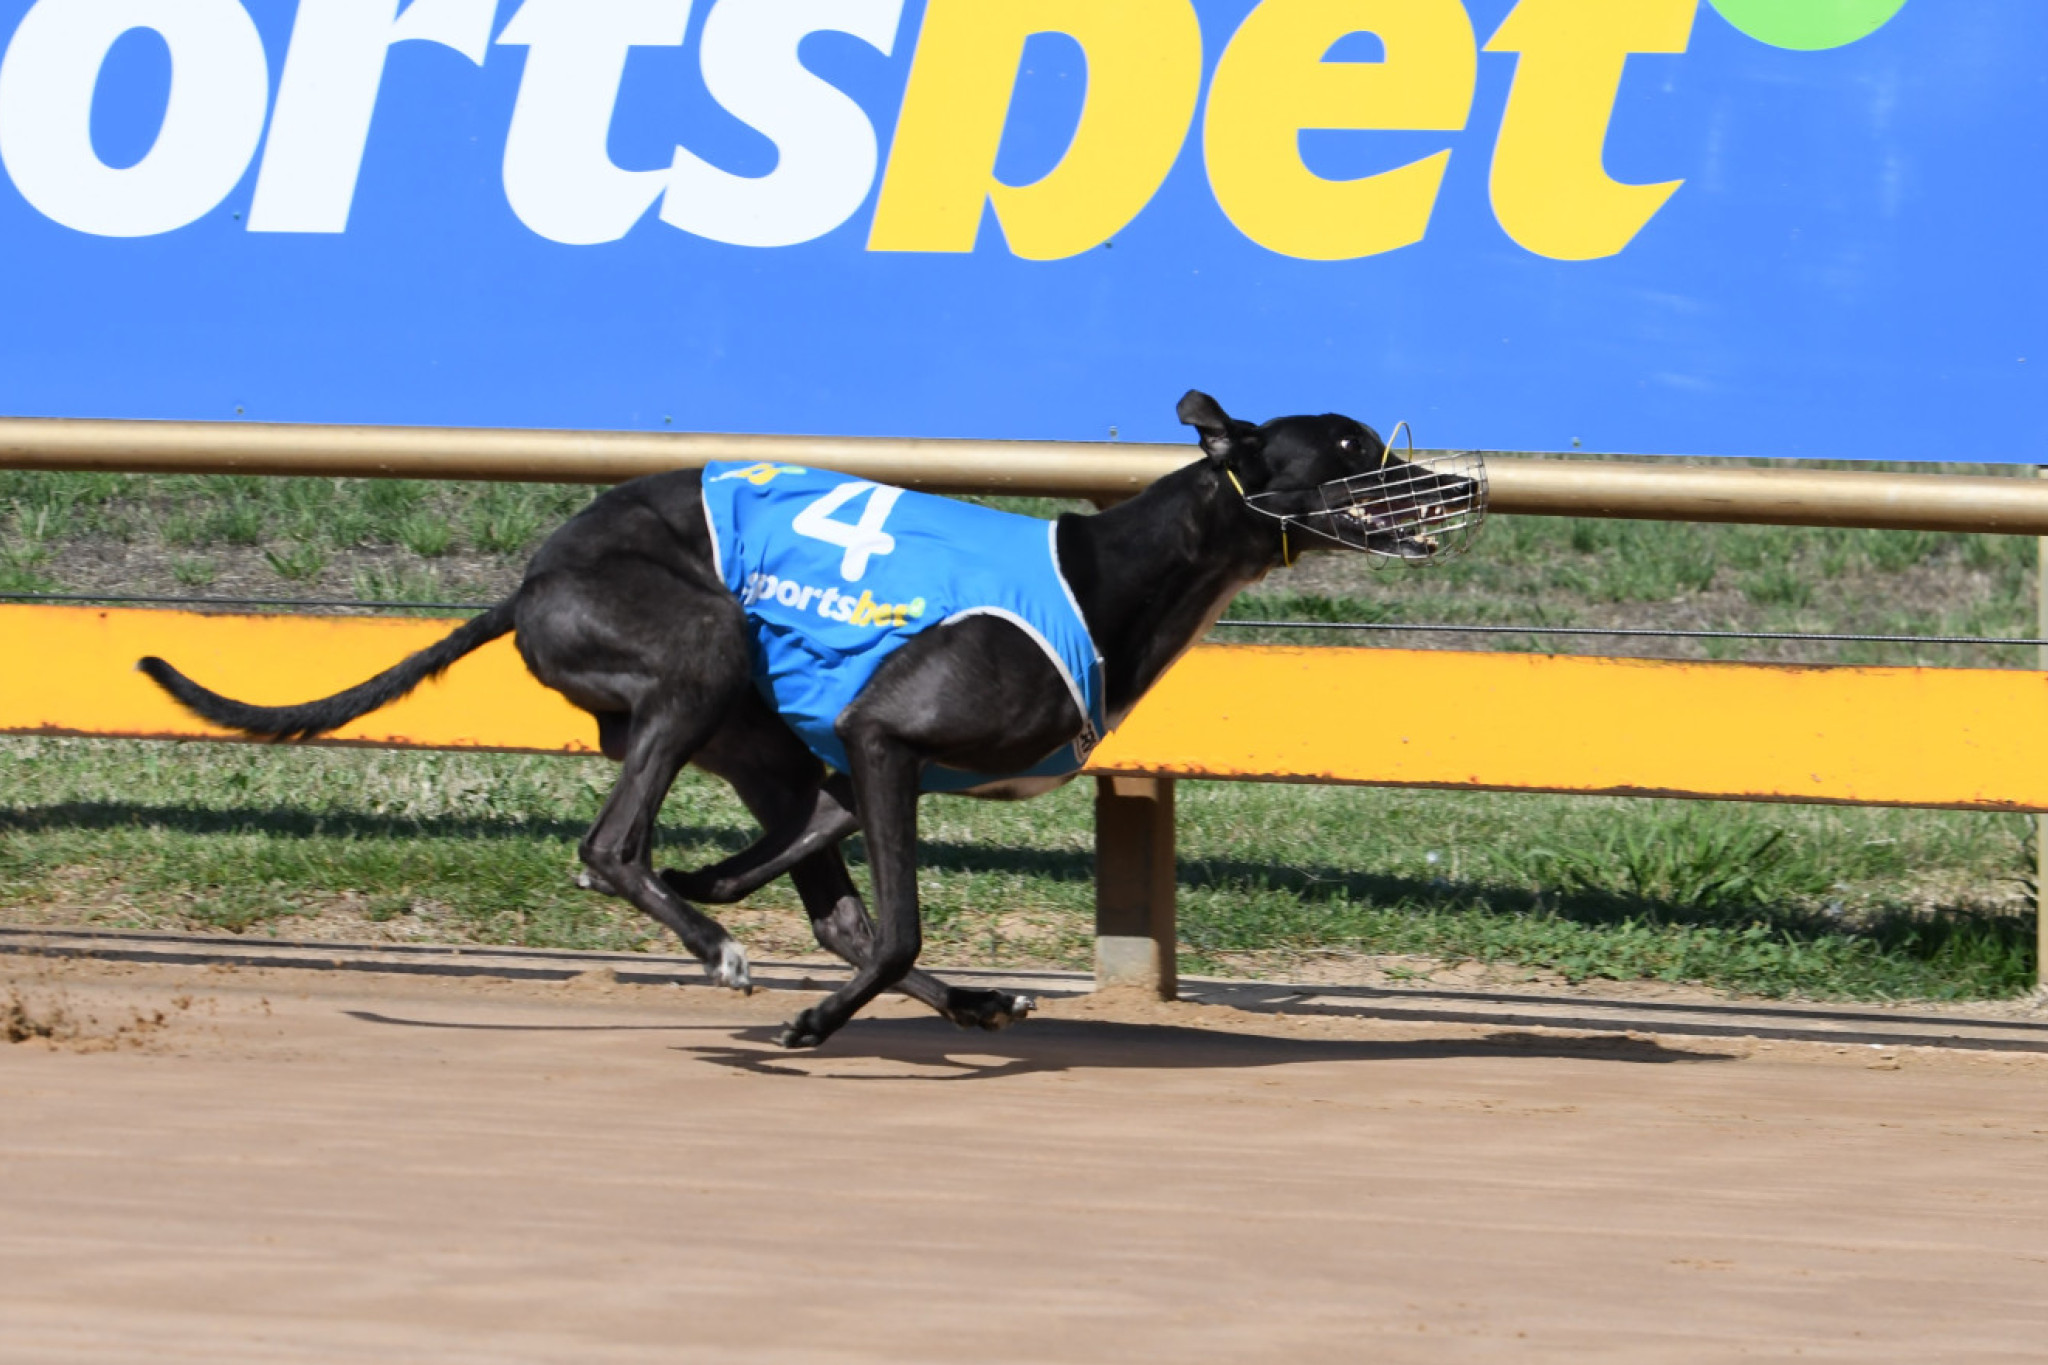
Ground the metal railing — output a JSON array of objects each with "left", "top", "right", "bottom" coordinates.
[{"left": 5, "top": 415, "right": 2048, "bottom": 534}]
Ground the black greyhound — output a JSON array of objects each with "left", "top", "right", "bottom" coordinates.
[{"left": 139, "top": 392, "right": 1476, "bottom": 1048}]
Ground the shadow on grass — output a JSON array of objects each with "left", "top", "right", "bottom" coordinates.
[
  {"left": 4, "top": 800, "right": 2033, "bottom": 986},
  {"left": 0, "top": 800, "right": 602, "bottom": 845},
  {"left": 1183, "top": 859, "right": 2033, "bottom": 949},
  {"left": 1165, "top": 862, "right": 2037, "bottom": 995}
]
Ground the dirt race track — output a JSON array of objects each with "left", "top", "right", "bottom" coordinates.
[{"left": 4, "top": 950, "right": 2048, "bottom": 1363}]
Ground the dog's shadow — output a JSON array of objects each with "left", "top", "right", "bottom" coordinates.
[
  {"left": 672, "top": 1014, "right": 1728, "bottom": 1082},
  {"left": 343, "top": 1006, "right": 1725, "bottom": 1081}
]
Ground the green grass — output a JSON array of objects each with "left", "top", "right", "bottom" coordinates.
[
  {"left": 350, "top": 566, "right": 459, "bottom": 611},
  {"left": 0, "top": 468, "right": 2041, "bottom": 1001},
  {"left": 1222, "top": 505, "right": 2040, "bottom": 667},
  {"left": 0, "top": 470, "right": 599, "bottom": 564},
  {"left": 0, "top": 737, "right": 2032, "bottom": 1000}
]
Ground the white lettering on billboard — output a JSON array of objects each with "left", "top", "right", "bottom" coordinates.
[
  {"left": 660, "top": 0, "right": 903, "bottom": 248},
  {"left": 0, "top": 0, "right": 269, "bottom": 238},
  {"left": 496, "top": 0, "right": 692, "bottom": 246},
  {"left": 249, "top": 0, "right": 499, "bottom": 234}
]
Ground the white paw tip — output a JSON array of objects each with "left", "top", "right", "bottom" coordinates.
[
  {"left": 1011, "top": 994, "right": 1037, "bottom": 1018},
  {"left": 708, "top": 941, "right": 752, "bottom": 993}
]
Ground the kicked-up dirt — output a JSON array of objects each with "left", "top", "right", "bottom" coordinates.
[{"left": 2, "top": 953, "right": 2046, "bottom": 1363}]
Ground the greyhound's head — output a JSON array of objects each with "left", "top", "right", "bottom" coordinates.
[{"left": 1176, "top": 390, "right": 1485, "bottom": 564}]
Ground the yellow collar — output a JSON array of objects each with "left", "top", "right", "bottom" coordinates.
[{"left": 1226, "top": 468, "right": 1293, "bottom": 568}]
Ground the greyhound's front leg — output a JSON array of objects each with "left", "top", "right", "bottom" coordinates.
[
  {"left": 790, "top": 852, "right": 1035, "bottom": 1032},
  {"left": 695, "top": 718, "right": 1029, "bottom": 1030},
  {"left": 776, "top": 726, "right": 924, "bottom": 1049}
]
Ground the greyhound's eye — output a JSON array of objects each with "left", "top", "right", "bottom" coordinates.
[{"left": 1339, "top": 438, "right": 1357, "bottom": 452}]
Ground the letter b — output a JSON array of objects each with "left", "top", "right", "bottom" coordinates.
[{"left": 868, "top": 0, "right": 1202, "bottom": 261}]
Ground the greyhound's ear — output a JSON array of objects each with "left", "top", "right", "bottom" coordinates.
[{"left": 1177, "top": 389, "right": 1242, "bottom": 466}]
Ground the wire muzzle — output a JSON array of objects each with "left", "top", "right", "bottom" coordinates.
[{"left": 1237, "top": 424, "right": 1489, "bottom": 566}]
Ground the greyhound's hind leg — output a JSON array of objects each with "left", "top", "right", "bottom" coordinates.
[
  {"left": 510, "top": 498, "right": 773, "bottom": 986},
  {"left": 580, "top": 694, "right": 755, "bottom": 991}
]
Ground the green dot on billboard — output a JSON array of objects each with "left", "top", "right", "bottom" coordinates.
[{"left": 1707, "top": 0, "right": 1909, "bottom": 50}]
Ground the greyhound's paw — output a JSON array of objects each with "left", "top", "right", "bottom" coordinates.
[
  {"left": 775, "top": 1009, "right": 826, "bottom": 1050},
  {"left": 706, "top": 940, "right": 752, "bottom": 995},
  {"left": 948, "top": 989, "right": 1035, "bottom": 1032},
  {"left": 980, "top": 992, "right": 1036, "bottom": 1032}
]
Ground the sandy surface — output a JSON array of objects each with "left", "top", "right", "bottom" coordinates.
[{"left": 3, "top": 956, "right": 2047, "bottom": 1363}]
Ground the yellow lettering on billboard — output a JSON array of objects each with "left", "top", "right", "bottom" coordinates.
[
  {"left": 1485, "top": 0, "right": 1696, "bottom": 261},
  {"left": 867, "top": 0, "right": 1201, "bottom": 260},
  {"left": 1205, "top": 0, "right": 1477, "bottom": 261}
]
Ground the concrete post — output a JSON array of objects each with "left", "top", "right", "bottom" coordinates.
[{"left": 1094, "top": 775, "right": 1178, "bottom": 998}]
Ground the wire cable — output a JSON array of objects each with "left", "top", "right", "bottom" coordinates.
[
  {"left": 0, "top": 591, "right": 490, "bottom": 613},
  {"left": 1213, "top": 620, "right": 2048, "bottom": 647},
  {"left": 3, "top": 592, "right": 2041, "bottom": 649}
]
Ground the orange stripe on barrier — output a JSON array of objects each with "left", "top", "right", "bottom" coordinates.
[
  {"left": 0, "top": 606, "right": 595, "bottom": 754},
  {"left": 1087, "top": 646, "right": 2048, "bottom": 812},
  {"left": 5, "top": 606, "right": 2046, "bottom": 812}
]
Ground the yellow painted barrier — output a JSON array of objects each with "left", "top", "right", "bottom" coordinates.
[
  {"left": 4, "top": 606, "right": 2046, "bottom": 812},
  {"left": 0, "top": 606, "right": 596, "bottom": 754},
  {"left": 1088, "top": 647, "right": 2048, "bottom": 812}
]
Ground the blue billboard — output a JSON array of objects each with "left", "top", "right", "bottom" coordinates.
[{"left": 0, "top": 0, "right": 2038, "bottom": 460}]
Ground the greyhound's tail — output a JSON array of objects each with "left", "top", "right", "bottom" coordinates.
[{"left": 137, "top": 599, "right": 519, "bottom": 742}]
